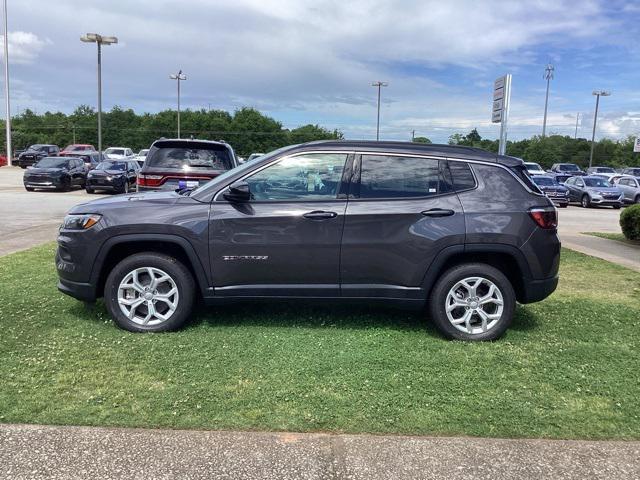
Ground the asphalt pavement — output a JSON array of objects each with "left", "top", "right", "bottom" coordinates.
[{"left": 1, "top": 424, "right": 639, "bottom": 480}]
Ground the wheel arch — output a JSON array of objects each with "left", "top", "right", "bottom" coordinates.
[{"left": 91, "top": 234, "right": 210, "bottom": 299}]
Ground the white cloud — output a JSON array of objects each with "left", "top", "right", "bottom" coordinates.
[{"left": 0, "top": 31, "right": 49, "bottom": 64}]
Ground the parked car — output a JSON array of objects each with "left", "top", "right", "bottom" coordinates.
[
  {"left": 621, "top": 167, "right": 640, "bottom": 179},
  {"left": 246, "top": 153, "right": 265, "bottom": 163},
  {"left": 67, "top": 151, "right": 104, "bottom": 170},
  {"left": 549, "top": 163, "right": 585, "bottom": 183},
  {"left": 133, "top": 149, "right": 150, "bottom": 166},
  {"left": 613, "top": 176, "right": 640, "bottom": 204},
  {"left": 531, "top": 175, "right": 569, "bottom": 207},
  {"left": 564, "top": 175, "right": 623, "bottom": 208},
  {"left": 586, "top": 166, "right": 617, "bottom": 179},
  {"left": 23, "top": 156, "right": 87, "bottom": 191},
  {"left": 524, "top": 162, "right": 545, "bottom": 176},
  {"left": 56, "top": 141, "right": 560, "bottom": 341},
  {"left": 60, "top": 144, "right": 96, "bottom": 155},
  {"left": 137, "top": 138, "right": 238, "bottom": 191},
  {"left": 17, "top": 144, "right": 60, "bottom": 168},
  {"left": 103, "top": 147, "right": 134, "bottom": 159},
  {"left": 86, "top": 160, "right": 140, "bottom": 194},
  {"left": 0, "top": 154, "right": 6, "bottom": 167}
]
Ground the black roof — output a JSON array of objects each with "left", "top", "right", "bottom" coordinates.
[{"left": 290, "top": 140, "right": 522, "bottom": 167}]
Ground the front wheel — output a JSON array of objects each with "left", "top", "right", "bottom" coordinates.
[
  {"left": 25, "top": 186, "right": 35, "bottom": 192},
  {"left": 429, "top": 263, "right": 516, "bottom": 341},
  {"left": 104, "top": 253, "right": 196, "bottom": 332},
  {"left": 635, "top": 195, "right": 640, "bottom": 204},
  {"left": 613, "top": 204, "right": 621, "bottom": 209},
  {"left": 581, "top": 194, "right": 591, "bottom": 208}
]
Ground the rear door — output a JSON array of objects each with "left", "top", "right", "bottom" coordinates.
[
  {"left": 209, "top": 152, "right": 352, "bottom": 297},
  {"left": 340, "top": 154, "right": 465, "bottom": 299}
]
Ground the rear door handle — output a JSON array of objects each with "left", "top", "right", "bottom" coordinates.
[
  {"left": 421, "top": 208, "right": 455, "bottom": 217},
  {"left": 303, "top": 210, "right": 338, "bottom": 220}
]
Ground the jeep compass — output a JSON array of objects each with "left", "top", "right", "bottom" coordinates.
[{"left": 56, "top": 141, "right": 560, "bottom": 341}]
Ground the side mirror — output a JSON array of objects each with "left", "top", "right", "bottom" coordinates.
[{"left": 223, "top": 181, "right": 251, "bottom": 202}]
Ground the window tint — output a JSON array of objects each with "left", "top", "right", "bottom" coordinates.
[
  {"left": 358, "top": 155, "right": 450, "bottom": 199},
  {"left": 146, "top": 143, "right": 233, "bottom": 171},
  {"left": 448, "top": 161, "right": 476, "bottom": 191},
  {"left": 246, "top": 153, "right": 346, "bottom": 201}
]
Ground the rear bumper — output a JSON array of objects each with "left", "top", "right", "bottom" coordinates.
[{"left": 519, "top": 275, "right": 559, "bottom": 304}]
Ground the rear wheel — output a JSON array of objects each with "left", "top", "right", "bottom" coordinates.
[
  {"left": 429, "top": 263, "right": 516, "bottom": 341},
  {"left": 104, "top": 253, "right": 195, "bottom": 332},
  {"left": 581, "top": 194, "right": 591, "bottom": 208}
]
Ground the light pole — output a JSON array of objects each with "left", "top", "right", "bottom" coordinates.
[
  {"left": 589, "top": 90, "right": 611, "bottom": 168},
  {"left": 574, "top": 112, "right": 580, "bottom": 139},
  {"left": 542, "top": 64, "right": 554, "bottom": 137},
  {"left": 371, "top": 81, "right": 388, "bottom": 141},
  {"left": 2, "top": 0, "right": 11, "bottom": 166},
  {"left": 81, "top": 33, "right": 117, "bottom": 154},
  {"left": 169, "top": 70, "right": 187, "bottom": 138}
]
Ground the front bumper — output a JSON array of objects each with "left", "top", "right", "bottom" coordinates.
[
  {"left": 590, "top": 197, "right": 622, "bottom": 206},
  {"left": 58, "top": 277, "right": 97, "bottom": 302},
  {"left": 24, "top": 177, "right": 65, "bottom": 189}
]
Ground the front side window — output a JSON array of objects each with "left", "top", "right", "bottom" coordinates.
[
  {"left": 245, "top": 153, "right": 347, "bottom": 201},
  {"left": 358, "top": 155, "right": 449, "bottom": 199}
]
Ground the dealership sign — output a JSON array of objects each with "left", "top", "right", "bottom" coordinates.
[
  {"left": 634, "top": 137, "right": 640, "bottom": 153},
  {"left": 492, "top": 74, "right": 512, "bottom": 155}
]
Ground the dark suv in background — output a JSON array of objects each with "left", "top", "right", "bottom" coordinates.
[
  {"left": 18, "top": 144, "right": 60, "bottom": 168},
  {"left": 57, "top": 141, "right": 560, "bottom": 341},
  {"left": 137, "top": 139, "right": 237, "bottom": 191}
]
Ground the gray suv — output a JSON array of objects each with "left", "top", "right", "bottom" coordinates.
[{"left": 56, "top": 141, "right": 560, "bottom": 341}]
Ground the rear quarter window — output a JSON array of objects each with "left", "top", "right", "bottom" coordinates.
[{"left": 448, "top": 161, "right": 476, "bottom": 191}]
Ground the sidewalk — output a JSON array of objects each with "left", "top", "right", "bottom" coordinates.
[
  {"left": 1, "top": 424, "right": 639, "bottom": 479},
  {"left": 560, "top": 234, "right": 640, "bottom": 272}
]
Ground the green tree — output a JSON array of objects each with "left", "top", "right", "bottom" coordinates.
[{"left": 412, "top": 136, "right": 432, "bottom": 144}]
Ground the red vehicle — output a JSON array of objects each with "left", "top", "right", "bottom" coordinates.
[
  {"left": 0, "top": 154, "right": 7, "bottom": 167},
  {"left": 60, "top": 144, "right": 96, "bottom": 155}
]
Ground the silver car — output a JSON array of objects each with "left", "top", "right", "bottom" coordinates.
[{"left": 614, "top": 176, "right": 640, "bottom": 204}]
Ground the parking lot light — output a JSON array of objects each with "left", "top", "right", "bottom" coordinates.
[
  {"left": 589, "top": 90, "right": 611, "bottom": 168},
  {"left": 169, "top": 70, "right": 187, "bottom": 139},
  {"left": 80, "top": 33, "right": 118, "bottom": 154},
  {"left": 371, "top": 81, "right": 388, "bottom": 141}
]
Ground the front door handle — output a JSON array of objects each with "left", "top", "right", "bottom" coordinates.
[
  {"left": 421, "top": 208, "right": 455, "bottom": 217},
  {"left": 303, "top": 210, "right": 338, "bottom": 220}
]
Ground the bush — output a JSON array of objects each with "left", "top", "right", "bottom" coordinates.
[{"left": 620, "top": 204, "right": 640, "bottom": 240}]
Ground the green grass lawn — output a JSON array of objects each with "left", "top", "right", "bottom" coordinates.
[
  {"left": 583, "top": 231, "right": 640, "bottom": 246},
  {"left": 1, "top": 244, "right": 639, "bottom": 439}
]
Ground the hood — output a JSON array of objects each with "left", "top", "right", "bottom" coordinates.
[
  {"left": 68, "top": 190, "right": 191, "bottom": 215},
  {"left": 21, "top": 150, "right": 47, "bottom": 156},
  {"left": 90, "top": 169, "right": 126, "bottom": 175},
  {"left": 585, "top": 186, "right": 620, "bottom": 194},
  {"left": 539, "top": 184, "right": 568, "bottom": 192},
  {"left": 26, "top": 167, "right": 66, "bottom": 174}
]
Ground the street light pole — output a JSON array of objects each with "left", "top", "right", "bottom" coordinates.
[
  {"left": 574, "top": 112, "right": 579, "bottom": 139},
  {"left": 589, "top": 90, "right": 611, "bottom": 168},
  {"left": 542, "top": 64, "right": 554, "bottom": 137},
  {"left": 2, "top": 0, "right": 11, "bottom": 166},
  {"left": 169, "top": 70, "right": 187, "bottom": 138},
  {"left": 81, "top": 33, "right": 118, "bottom": 154},
  {"left": 371, "top": 81, "right": 388, "bottom": 141}
]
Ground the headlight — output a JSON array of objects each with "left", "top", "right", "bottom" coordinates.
[{"left": 61, "top": 214, "right": 102, "bottom": 231}]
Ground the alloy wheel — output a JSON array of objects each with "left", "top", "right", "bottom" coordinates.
[
  {"left": 445, "top": 276, "right": 504, "bottom": 335},
  {"left": 117, "top": 267, "right": 179, "bottom": 326}
]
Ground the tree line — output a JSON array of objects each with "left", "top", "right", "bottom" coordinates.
[
  {"left": 0, "top": 106, "right": 343, "bottom": 157},
  {"left": 1, "top": 107, "right": 637, "bottom": 168}
]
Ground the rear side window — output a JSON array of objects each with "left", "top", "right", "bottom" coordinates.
[
  {"left": 509, "top": 164, "right": 543, "bottom": 193},
  {"left": 146, "top": 142, "right": 233, "bottom": 171},
  {"left": 358, "top": 155, "right": 451, "bottom": 199},
  {"left": 448, "top": 161, "right": 476, "bottom": 191}
]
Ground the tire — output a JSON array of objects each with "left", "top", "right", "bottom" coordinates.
[
  {"left": 122, "top": 181, "right": 129, "bottom": 194},
  {"left": 60, "top": 178, "right": 71, "bottom": 192},
  {"left": 428, "top": 263, "right": 516, "bottom": 341},
  {"left": 104, "top": 253, "right": 196, "bottom": 332},
  {"left": 559, "top": 203, "right": 568, "bottom": 208},
  {"left": 581, "top": 194, "right": 591, "bottom": 208},
  {"left": 613, "top": 204, "right": 621, "bottom": 210},
  {"left": 25, "top": 186, "right": 35, "bottom": 192},
  {"left": 635, "top": 195, "right": 640, "bottom": 204},
  {"left": 85, "top": 187, "right": 95, "bottom": 194}
]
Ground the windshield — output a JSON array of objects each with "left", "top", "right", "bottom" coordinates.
[
  {"left": 533, "top": 176, "right": 556, "bottom": 186},
  {"left": 525, "top": 163, "right": 543, "bottom": 171},
  {"left": 34, "top": 157, "right": 68, "bottom": 168},
  {"left": 105, "top": 148, "right": 125, "bottom": 155},
  {"left": 138, "top": 149, "right": 149, "bottom": 156},
  {"left": 584, "top": 178, "right": 611, "bottom": 187},
  {"left": 625, "top": 168, "right": 640, "bottom": 176},
  {"left": 63, "top": 145, "right": 86, "bottom": 151},
  {"left": 559, "top": 164, "right": 580, "bottom": 172},
  {"left": 595, "top": 167, "right": 615, "bottom": 173},
  {"left": 95, "top": 161, "right": 126, "bottom": 171},
  {"left": 28, "top": 144, "right": 48, "bottom": 152},
  {"left": 145, "top": 143, "right": 233, "bottom": 170}
]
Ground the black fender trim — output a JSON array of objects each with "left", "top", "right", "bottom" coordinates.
[{"left": 90, "top": 234, "right": 210, "bottom": 297}]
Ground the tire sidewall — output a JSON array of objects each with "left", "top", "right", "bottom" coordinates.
[
  {"left": 104, "top": 253, "right": 195, "bottom": 332},
  {"left": 429, "top": 264, "right": 516, "bottom": 341},
  {"left": 581, "top": 194, "right": 590, "bottom": 208}
]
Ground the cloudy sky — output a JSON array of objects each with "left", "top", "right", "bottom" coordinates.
[{"left": 2, "top": 0, "right": 639, "bottom": 143}]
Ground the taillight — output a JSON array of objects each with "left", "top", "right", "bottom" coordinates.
[
  {"left": 529, "top": 207, "right": 557, "bottom": 229},
  {"left": 137, "top": 174, "right": 164, "bottom": 187}
]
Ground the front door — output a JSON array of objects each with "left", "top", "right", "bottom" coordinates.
[
  {"left": 340, "top": 154, "right": 465, "bottom": 299},
  {"left": 210, "top": 152, "right": 351, "bottom": 297}
]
